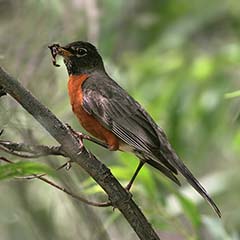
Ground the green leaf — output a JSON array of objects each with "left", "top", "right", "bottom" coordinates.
[
  {"left": 176, "top": 193, "right": 201, "bottom": 229},
  {"left": 0, "top": 162, "right": 54, "bottom": 181},
  {"left": 191, "top": 55, "right": 214, "bottom": 81},
  {"left": 224, "top": 90, "right": 240, "bottom": 99},
  {"left": 84, "top": 184, "right": 104, "bottom": 195},
  {"left": 203, "top": 216, "right": 232, "bottom": 240}
]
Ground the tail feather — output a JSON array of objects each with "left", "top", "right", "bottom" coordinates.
[
  {"left": 147, "top": 159, "right": 181, "bottom": 186},
  {"left": 161, "top": 147, "right": 221, "bottom": 218}
]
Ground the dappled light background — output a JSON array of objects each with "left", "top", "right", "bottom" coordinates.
[{"left": 0, "top": 0, "right": 240, "bottom": 239}]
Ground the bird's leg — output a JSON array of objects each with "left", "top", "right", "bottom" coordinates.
[
  {"left": 65, "top": 123, "right": 108, "bottom": 149},
  {"left": 82, "top": 134, "right": 109, "bottom": 149},
  {"left": 125, "top": 160, "right": 145, "bottom": 191}
]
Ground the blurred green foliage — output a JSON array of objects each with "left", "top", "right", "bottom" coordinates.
[
  {"left": 0, "top": 161, "right": 54, "bottom": 180},
  {"left": 0, "top": 0, "right": 240, "bottom": 239}
]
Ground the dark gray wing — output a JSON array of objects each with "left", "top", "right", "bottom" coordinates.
[
  {"left": 82, "top": 75, "right": 177, "bottom": 175},
  {"left": 82, "top": 76, "right": 161, "bottom": 155}
]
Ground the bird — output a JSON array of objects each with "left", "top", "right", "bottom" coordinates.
[{"left": 48, "top": 41, "right": 221, "bottom": 218}]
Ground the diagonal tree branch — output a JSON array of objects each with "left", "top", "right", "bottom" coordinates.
[{"left": 0, "top": 66, "right": 160, "bottom": 240}]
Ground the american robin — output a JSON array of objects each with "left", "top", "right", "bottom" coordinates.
[{"left": 48, "top": 41, "right": 221, "bottom": 218}]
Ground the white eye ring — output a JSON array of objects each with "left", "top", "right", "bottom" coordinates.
[{"left": 71, "top": 47, "right": 88, "bottom": 57}]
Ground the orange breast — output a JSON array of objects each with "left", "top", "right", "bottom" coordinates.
[{"left": 68, "top": 74, "right": 119, "bottom": 150}]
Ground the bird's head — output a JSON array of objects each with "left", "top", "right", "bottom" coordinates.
[{"left": 48, "top": 41, "right": 104, "bottom": 75}]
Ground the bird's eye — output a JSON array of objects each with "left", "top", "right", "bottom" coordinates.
[{"left": 71, "top": 47, "right": 88, "bottom": 57}]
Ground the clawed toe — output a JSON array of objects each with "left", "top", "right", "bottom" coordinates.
[{"left": 65, "top": 123, "right": 84, "bottom": 145}]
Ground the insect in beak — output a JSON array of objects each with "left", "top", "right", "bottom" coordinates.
[
  {"left": 48, "top": 43, "right": 61, "bottom": 67},
  {"left": 48, "top": 44, "right": 73, "bottom": 67}
]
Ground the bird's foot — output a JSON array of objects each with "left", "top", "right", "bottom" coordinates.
[
  {"left": 65, "top": 123, "right": 110, "bottom": 150},
  {"left": 65, "top": 123, "right": 84, "bottom": 147}
]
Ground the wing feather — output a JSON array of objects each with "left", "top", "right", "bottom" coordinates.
[
  {"left": 81, "top": 75, "right": 221, "bottom": 217},
  {"left": 83, "top": 94, "right": 159, "bottom": 152}
]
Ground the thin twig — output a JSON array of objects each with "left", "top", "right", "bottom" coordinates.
[
  {"left": 0, "top": 156, "right": 12, "bottom": 164},
  {"left": 0, "top": 156, "right": 111, "bottom": 207},
  {"left": 18, "top": 160, "right": 72, "bottom": 180},
  {"left": 38, "top": 176, "right": 111, "bottom": 207},
  {"left": 0, "top": 129, "right": 4, "bottom": 136},
  {"left": 0, "top": 141, "right": 66, "bottom": 158}
]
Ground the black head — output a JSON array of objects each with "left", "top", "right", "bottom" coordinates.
[{"left": 56, "top": 41, "right": 104, "bottom": 75}]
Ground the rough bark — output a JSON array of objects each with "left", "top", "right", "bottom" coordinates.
[{"left": 0, "top": 66, "right": 160, "bottom": 240}]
